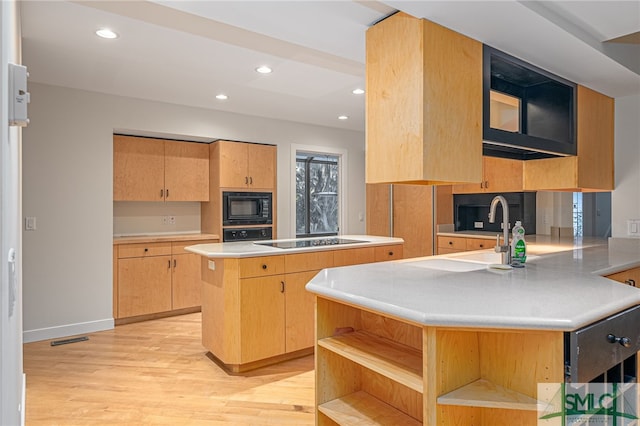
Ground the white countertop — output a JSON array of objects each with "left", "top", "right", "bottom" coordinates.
[
  {"left": 306, "top": 237, "right": 640, "bottom": 331},
  {"left": 185, "top": 235, "right": 403, "bottom": 258}
]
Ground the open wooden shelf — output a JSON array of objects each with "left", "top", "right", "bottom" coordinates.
[
  {"left": 437, "top": 379, "right": 545, "bottom": 411},
  {"left": 318, "top": 330, "right": 423, "bottom": 393},
  {"left": 319, "top": 390, "right": 422, "bottom": 426}
]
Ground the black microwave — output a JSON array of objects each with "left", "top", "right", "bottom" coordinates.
[{"left": 222, "top": 191, "right": 272, "bottom": 225}]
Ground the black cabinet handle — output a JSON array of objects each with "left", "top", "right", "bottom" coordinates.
[
  {"left": 479, "top": 244, "right": 484, "bottom": 248},
  {"left": 166, "top": 189, "right": 169, "bottom": 198},
  {"left": 388, "top": 251, "right": 394, "bottom": 256},
  {"left": 173, "top": 259, "right": 176, "bottom": 268},
  {"left": 168, "top": 260, "right": 171, "bottom": 269},
  {"left": 280, "top": 281, "right": 285, "bottom": 293},
  {"left": 448, "top": 241, "right": 453, "bottom": 245},
  {"left": 626, "top": 279, "right": 636, "bottom": 287},
  {"left": 160, "top": 189, "right": 164, "bottom": 198},
  {"left": 607, "top": 333, "right": 632, "bottom": 348},
  {"left": 245, "top": 177, "right": 249, "bottom": 185},
  {"left": 144, "top": 248, "right": 148, "bottom": 252},
  {"left": 250, "top": 177, "right": 253, "bottom": 185},
  {"left": 262, "top": 264, "right": 267, "bottom": 270}
]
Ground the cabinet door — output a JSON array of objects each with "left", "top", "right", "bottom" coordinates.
[
  {"left": 247, "top": 144, "right": 276, "bottom": 190},
  {"left": 113, "top": 135, "right": 165, "bottom": 201},
  {"left": 483, "top": 157, "right": 523, "bottom": 193},
  {"left": 365, "top": 184, "right": 391, "bottom": 236},
  {"left": 333, "top": 247, "right": 375, "bottom": 267},
  {"left": 240, "top": 275, "right": 285, "bottom": 363},
  {"left": 217, "top": 141, "right": 250, "bottom": 188},
  {"left": 171, "top": 253, "right": 202, "bottom": 309},
  {"left": 118, "top": 256, "right": 172, "bottom": 318},
  {"left": 285, "top": 270, "right": 318, "bottom": 353},
  {"left": 393, "top": 184, "right": 433, "bottom": 258},
  {"left": 164, "top": 141, "right": 209, "bottom": 201},
  {"left": 374, "top": 244, "right": 404, "bottom": 262}
]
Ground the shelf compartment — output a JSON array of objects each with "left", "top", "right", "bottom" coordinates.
[
  {"left": 318, "top": 330, "right": 423, "bottom": 393},
  {"left": 319, "top": 390, "right": 422, "bottom": 426},
  {"left": 437, "top": 379, "right": 544, "bottom": 411}
]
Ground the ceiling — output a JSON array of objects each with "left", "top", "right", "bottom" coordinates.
[{"left": 20, "top": 1, "right": 640, "bottom": 133}]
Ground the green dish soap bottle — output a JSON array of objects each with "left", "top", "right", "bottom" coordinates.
[{"left": 511, "top": 221, "right": 526, "bottom": 265}]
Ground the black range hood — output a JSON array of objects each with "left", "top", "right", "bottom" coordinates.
[{"left": 483, "top": 45, "right": 577, "bottom": 160}]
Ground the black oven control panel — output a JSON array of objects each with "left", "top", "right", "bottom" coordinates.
[{"left": 223, "top": 227, "right": 272, "bottom": 242}]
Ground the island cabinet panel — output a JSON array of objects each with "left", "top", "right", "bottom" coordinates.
[
  {"left": 606, "top": 267, "right": 640, "bottom": 288},
  {"left": 366, "top": 12, "right": 482, "bottom": 185},
  {"left": 113, "top": 135, "right": 209, "bottom": 201},
  {"left": 285, "top": 251, "right": 334, "bottom": 273},
  {"left": 240, "top": 275, "right": 285, "bottom": 363},
  {"left": 374, "top": 244, "right": 403, "bottom": 262},
  {"left": 437, "top": 236, "right": 467, "bottom": 254},
  {"left": 284, "top": 270, "right": 319, "bottom": 352},
  {"left": 238, "top": 255, "right": 285, "bottom": 278},
  {"left": 314, "top": 295, "right": 566, "bottom": 425},
  {"left": 333, "top": 247, "right": 375, "bottom": 267}
]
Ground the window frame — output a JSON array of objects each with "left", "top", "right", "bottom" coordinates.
[{"left": 290, "top": 144, "right": 347, "bottom": 239}]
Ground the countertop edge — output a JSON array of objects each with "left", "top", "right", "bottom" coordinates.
[{"left": 114, "top": 233, "right": 220, "bottom": 245}]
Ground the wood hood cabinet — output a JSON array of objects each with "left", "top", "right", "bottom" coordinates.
[{"left": 365, "top": 12, "right": 483, "bottom": 185}]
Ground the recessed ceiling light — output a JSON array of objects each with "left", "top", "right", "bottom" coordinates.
[
  {"left": 255, "top": 65, "right": 272, "bottom": 74},
  {"left": 215, "top": 94, "right": 228, "bottom": 100},
  {"left": 338, "top": 115, "right": 349, "bottom": 120},
  {"left": 95, "top": 28, "right": 118, "bottom": 39},
  {"left": 352, "top": 88, "right": 365, "bottom": 95}
]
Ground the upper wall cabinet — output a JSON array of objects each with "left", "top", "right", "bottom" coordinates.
[
  {"left": 365, "top": 12, "right": 483, "bottom": 185},
  {"left": 217, "top": 141, "right": 276, "bottom": 190},
  {"left": 113, "top": 135, "right": 209, "bottom": 201},
  {"left": 452, "top": 156, "right": 524, "bottom": 194},
  {"left": 523, "top": 85, "right": 614, "bottom": 192},
  {"left": 483, "top": 45, "right": 577, "bottom": 160}
]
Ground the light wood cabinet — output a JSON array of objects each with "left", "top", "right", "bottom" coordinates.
[
  {"left": 217, "top": 140, "right": 276, "bottom": 190},
  {"left": 240, "top": 274, "right": 286, "bottom": 363},
  {"left": 365, "top": 12, "right": 482, "bottom": 185},
  {"left": 114, "top": 238, "right": 217, "bottom": 321},
  {"left": 314, "top": 296, "right": 564, "bottom": 425},
  {"left": 117, "top": 243, "right": 172, "bottom": 318},
  {"left": 437, "top": 235, "right": 496, "bottom": 255},
  {"left": 114, "top": 135, "right": 209, "bottom": 201},
  {"left": 606, "top": 267, "right": 640, "bottom": 288},
  {"left": 452, "top": 156, "right": 524, "bottom": 194},
  {"left": 199, "top": 242, "right": 404, "bottom": 372},
  {"left": 366, "top": 184, "right": 450, "bottom": 259},
  {"left": 523, "top": 85, "right": 614, "bottom": 191}
]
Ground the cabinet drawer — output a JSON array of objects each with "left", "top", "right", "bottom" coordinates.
[
  {"left": 171, "top": 239, "right": 218, "bottom": 255},
  {"left": 285, "top": 251, "right": 334, "bottom": 274},
  {"left": 118, "top": 242, "right": 172, "bottom": 259},
  {"left": 333, "top": 247, "right": 375, "bottom": 267},
  {"left": 606, "top": 267, "right": 640, "bottom": 287},
  {"left": 374, "top": 244, "right": 404, "bottom": 262},
  {"left": 437, "top": 236, "right": 466, "bottom": 251},
  {"left": 239, "top": 256, "right": 285, "bottom": 278},
  {"left": 465, "top": 238, "right": 495, "bottom": 251}
]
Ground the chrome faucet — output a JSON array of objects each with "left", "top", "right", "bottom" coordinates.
[{"left": 488, "top": 195, "right": 511, "bottom": 265}]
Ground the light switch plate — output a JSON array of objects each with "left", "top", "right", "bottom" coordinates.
[
  {"left": 628, "top": 220, "right": 640, "bottom": 237},
  {"left": 25, "top": 216, "right": 36, "bottom": 231}
]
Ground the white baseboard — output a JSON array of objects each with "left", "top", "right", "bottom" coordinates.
[{"left": 23, "top": 318, "right": 114, "bottom": 343}]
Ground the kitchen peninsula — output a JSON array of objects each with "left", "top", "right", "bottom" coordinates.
[
  {"left": 307, "top": 237, "right": 640, "bottom": 425},
  {"left": 186, "top": 235, "right": 403, "bottom": 372}
]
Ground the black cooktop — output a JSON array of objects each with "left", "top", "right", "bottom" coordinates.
[{"left": 257, "top": 238, "right": 363, "bottom": 249}]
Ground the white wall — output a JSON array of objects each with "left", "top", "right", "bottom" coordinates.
[
  {"left": 612, "top": 94, "right": 640, "bottom": 238},
  {"left": 22, "top": 82, "right": 366, "bottom": 341}
]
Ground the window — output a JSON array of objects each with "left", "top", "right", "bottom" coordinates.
[{"left": 296, "top": 152, "right": 339, "bottom": 237}]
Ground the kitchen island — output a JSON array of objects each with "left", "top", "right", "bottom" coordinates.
[
  {"left": 186, "top": 235, "right": 403, "bottom": 372},
  {"left": 306, "top": 237, "right": 640, "bottom": 425}
]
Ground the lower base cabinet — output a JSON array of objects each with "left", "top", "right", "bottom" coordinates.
[
  {"left": 114, "top": 238, "right": 218, "bottom": 321},
  {"left": 315, "top": 296, "right": 565, "bottom": 425},
  {"left": 606, "top": 267, "right": 640, "bottom": 288},
  {"left": 437, "top": 235, "right": 496, "bottom": 255}
]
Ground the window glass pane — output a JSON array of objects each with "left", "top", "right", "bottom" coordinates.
[
  {"left": 296, "top": 160, "right": 306, "bottom": 235},
  {"left": 295, "top": 152, "right": 339, "bottom": 237}
]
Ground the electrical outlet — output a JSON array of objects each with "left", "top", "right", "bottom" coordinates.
[
  {"left": 162, "top": 215, "right": 168, "bottom": 225},
  {"left": 168, "top": 216, "right": 176, "bottom": 225},
  {"left": 474, "top": 221, "right": 484, "bottom": 229}
]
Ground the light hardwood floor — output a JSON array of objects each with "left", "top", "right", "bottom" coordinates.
[{"left": 23, "top": 313, "right": 315, "bottom": 425}]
